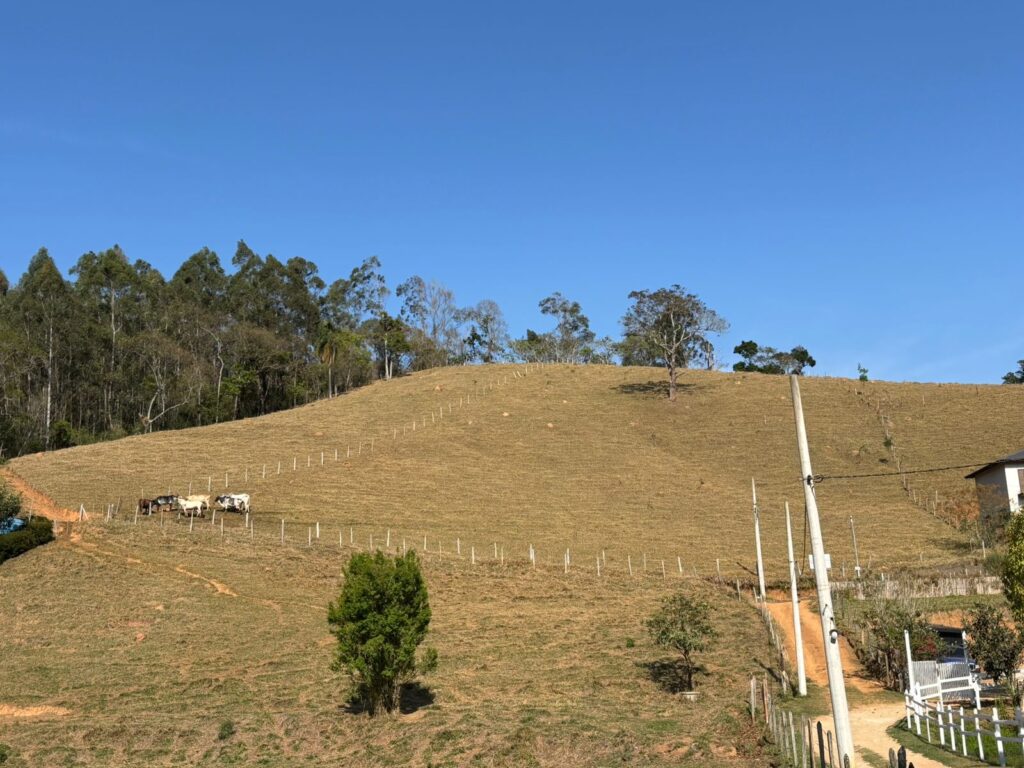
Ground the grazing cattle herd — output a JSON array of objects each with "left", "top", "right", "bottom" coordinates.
[{"left": 137, "top": 493, "right": 251, "bottom": 517}]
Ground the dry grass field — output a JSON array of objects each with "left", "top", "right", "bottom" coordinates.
[
  {"left": 12, "top": 364, "right": 1023, "bottom": 576},
  {"left": 3, "top": 364, "right": 1023, "bottom": 766}
]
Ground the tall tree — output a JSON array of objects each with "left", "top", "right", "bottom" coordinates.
[
  {"left": 621, "top": 286, "right": 728, "bottom": 401},
  {"left": 460, "top": 300, "right": 509, "bottom": 363},
  {"left": 71, "top": 245, "right": 139, "bottom": 430},
  {"left": 7, "top": 249, "right": 73, "bottom": 448},
  {"left": 397, "top": 276, "right": 460, "bottom": 369},
  {"left": 324, "top": 256, "right": 388, "bottom": 330},
  {"left": 539, "top": 292, "right": 595, "bottom": 364}
]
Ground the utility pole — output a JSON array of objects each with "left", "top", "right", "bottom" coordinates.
[
  {"left": 785, "top": 501, "right": 807, "bottom": 696},
  {"left": 752, "top": 478, "right": 767, "bottom": 601},
  {"left": 790, "top": 374, "right": 854, "bottom": 764}
]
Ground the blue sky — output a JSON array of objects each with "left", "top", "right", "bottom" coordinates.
[{"left": 1, "top": 2, "right": 1021, "bottom": 383}]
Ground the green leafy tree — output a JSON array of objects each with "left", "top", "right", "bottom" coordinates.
[
  {"left": 1001, "top": 514, "right": 1024, "bottom": 626},
  {"left": 646, "top": 593, "right": 717, "bottom": 691},
  {"left": 732, "top": 341, "right": 816, "bottom": 375},
  {"left": 1004, "top": 361, "right": 1024, "bottom": 385},
  {"left": 857, "top": 364, "right": 869, "bottom": 382},
  {"left": 621, "top": 286, "right": 728, "bottom": 401},
  {"left": 327, "top": 550, "right": 433, "bottom": 715},
  {"left": 859, "top": 601, "right": 941, "bottom": 690},
  {"left": 964, "top": 603, "right": 1024, "bottom": 684}
]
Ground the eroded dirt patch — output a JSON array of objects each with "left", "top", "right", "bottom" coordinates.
[{"left": 0, "top": 704, "right": 71, "bottom": 719}]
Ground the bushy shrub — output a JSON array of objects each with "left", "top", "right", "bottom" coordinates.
[
  {"left": 0, "top": 483, "right": 20, "bottom": 523},
  {"left": 0, "top": 517, "right": 55, "bottom": 564},
  {"left": 327, "top": 550, "right": 433, "bottom": 715}
]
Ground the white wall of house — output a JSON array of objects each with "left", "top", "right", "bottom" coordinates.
[
  {"left": 975, "top": 463, "right": 1024, "bottom": 520},
  {"left": 1007, "top": 464, "right": 1024, "bottom": 513}
]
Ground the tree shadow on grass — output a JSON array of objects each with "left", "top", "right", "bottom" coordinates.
[
  {"left": 639, "top": 658, "right": 707, "bottom": 694},
  {"left": 614, "top": 380, "right": 700, "bottom": 399},
  {"left": 342, "top": 682, "right": 436, "bottom": 715}
]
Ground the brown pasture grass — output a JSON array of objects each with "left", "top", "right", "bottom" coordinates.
[
  {"left": 4, "top": 364, "right": 1023, "bottom": 765},
  {"left": 11, "top": 364, "right": 1022, "bottom": 577},
  {"left": 2, "top": 521, "right": 774, "bottom": 766}
]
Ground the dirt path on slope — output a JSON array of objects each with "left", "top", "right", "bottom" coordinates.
[
  {"left": 3, "top": 469, "right": 239, "bottom": 598},
  {"left": 0, "top": 468, "right": 79, "bottom": 522},
  {"left": 174, "top": 565, "right": 238, "bottom": 597},
  {"left": 766, "top": 598, "right": 879, "bottom": 694},
  {"left": 766, "top": 598, "right": 944, "bottom": 767}
]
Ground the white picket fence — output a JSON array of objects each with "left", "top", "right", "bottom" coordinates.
[{"left": 904, "top": 682, "right": 1024, "bottom": 766}]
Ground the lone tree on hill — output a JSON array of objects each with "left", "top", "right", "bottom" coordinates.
[
  {"left": 328, "top": 550, "right": 435, "bottom": 715},
  {"left": 646, "top": 593, "right": 717, "bottom": 692},
  {"left": 621, "top": 286, "right": 728, "bottom": 401}
]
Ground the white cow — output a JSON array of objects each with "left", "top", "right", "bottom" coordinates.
[
  {"left": 177, "top": 497, "right": 206, "bottom": 516},
  {"left": 184, "top": 494, "right": 210, "bottom": 512}
]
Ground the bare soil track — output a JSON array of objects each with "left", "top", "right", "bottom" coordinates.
[
  {"left": 768, "top": 598, "right": 945, "bottom": 768},
  {"left": 1, "top": 467, "right": 79, "bottom": 522}
]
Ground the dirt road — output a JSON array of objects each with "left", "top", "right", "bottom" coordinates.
[
  {"left": 767, "top": 598, "right": 944, "bottom": 768},
  {"left": 1, "top": 467, "right": 79, "bottom": 522}
]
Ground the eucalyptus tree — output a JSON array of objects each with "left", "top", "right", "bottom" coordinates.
[{"left": 621, "top": 286, "right": 728, "bottom": 401}]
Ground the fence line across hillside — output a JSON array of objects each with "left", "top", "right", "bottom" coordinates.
[
  {"left": 68, "top": 507, "right": 738, "bottom": 588},
  {"left": 129, "top": 364, "right": 544, "bottom": 502}
]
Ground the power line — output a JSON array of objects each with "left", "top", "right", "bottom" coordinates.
[{"left": 812, "top": 460, "right": 993, "bottom": 484}]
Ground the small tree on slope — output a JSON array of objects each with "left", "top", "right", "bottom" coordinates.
[
  {"left": 328, "top": 550, "right": 433, "bottom": 715},
  {"left": 646, "top": 593, "right": 717, "bottom": 691}
]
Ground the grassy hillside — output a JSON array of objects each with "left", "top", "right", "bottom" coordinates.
[
  {"left": 3, "top": 364, "right": 1022, "bottom": 766},
  {"left": 11, "top": 364, "right": 1022, "bottom": 576},
  {"left": 0, "top": 524, "right": 773, "bottom": 767}
]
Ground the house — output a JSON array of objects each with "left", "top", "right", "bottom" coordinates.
[{"left": 966, "top": 450, "right": 1024, "bottom": 525}]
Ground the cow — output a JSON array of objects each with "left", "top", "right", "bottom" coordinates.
[
  {"left": 183, "top": 494, "right": 210, "bottom": 512},
  {"left": 176, "top": 497, "right": 205, "bottom": 517},
  {"left": 152, "top": 495, "right": 179, "bottom": 513},
  {"left": 215, "top": 493, "right": 250, "bottom": 513},
  {"left": 137, "top": 498, "right": 155, "bottom": 516}
]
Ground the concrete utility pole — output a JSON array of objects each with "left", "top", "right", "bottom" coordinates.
[
  {"left": 752, "top": 478, "right": 767, "bottom": 601},
  {"left": 790, "top": 374, "right": 855, "bottom": 764},
  {"left": 785, "top": 501, "right": 807, "bottom": 696}
]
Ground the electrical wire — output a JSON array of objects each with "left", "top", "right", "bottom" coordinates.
[{"left": 811, "top": 460, "right": 994, "bottom": 484}]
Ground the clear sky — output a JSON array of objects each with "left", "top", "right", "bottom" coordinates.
[{"left": 2, "top": 2, "right": 1021, "bottom": 383}]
